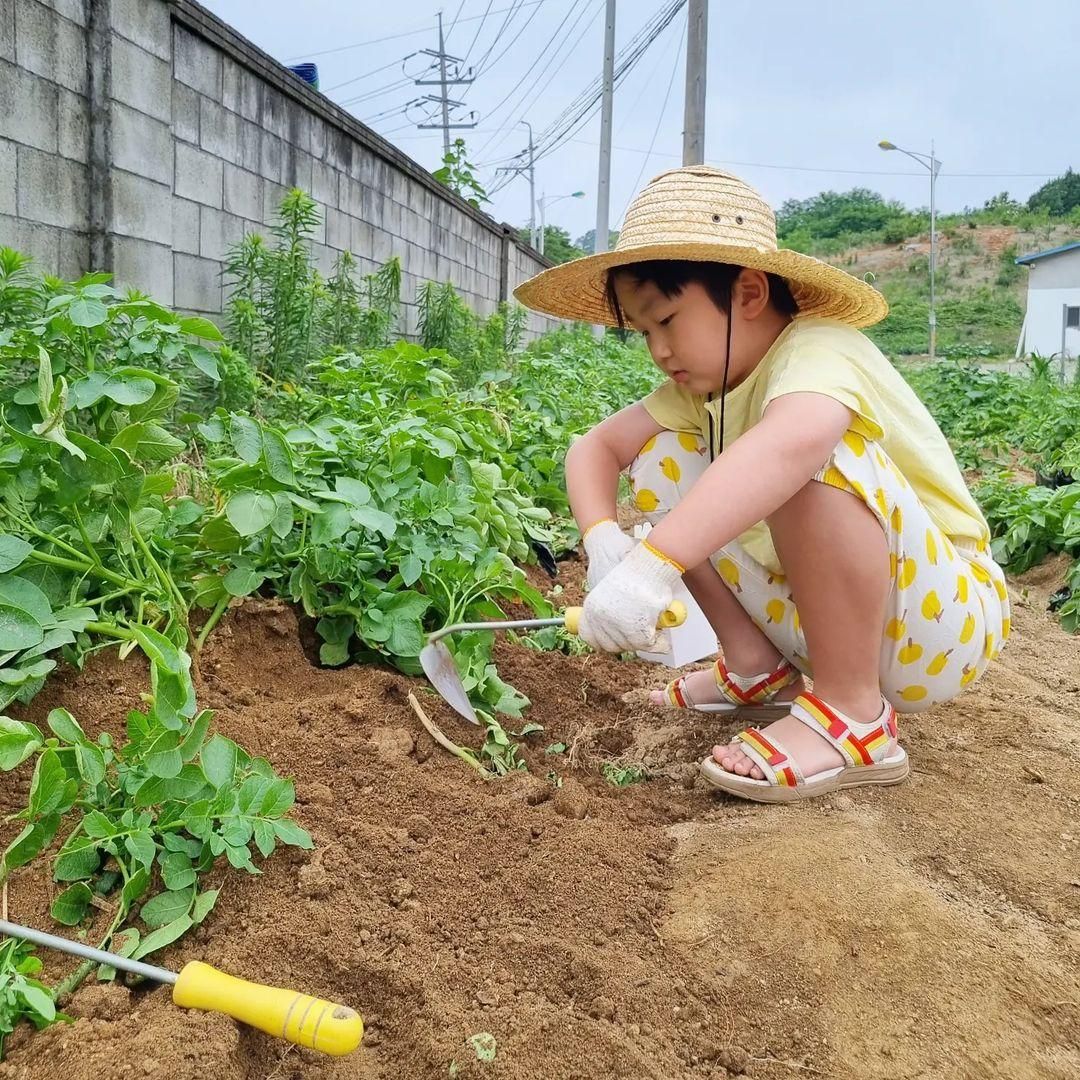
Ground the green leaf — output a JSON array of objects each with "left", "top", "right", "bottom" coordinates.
[
  {"left": 19, "top": 984, "right": 56, "bottom": 1023},
  {"left": 334, "top": 477, "right": 371, "bottom": 506},
  {"left": 0, "top": 535, "right": 32, "bottom": 572},
  {"left": 131, "top": 913, "right": 193, "bottom": 958},
  {"left": 188, "top": 345, "right": 221, "bottom": 381},
  {"left": 226, "top": 491, "right": 277, "bottom": 537},
  {"left": 47, "top": 708, "right": 85, "bottom": 745},
  {"left": 160, "top": 851, "right": 197, "bottom": 891},
  {"left": 311, "top": 503, "right": 351, "bottom": 545},
  {"left": 51, "top": 882, "right": 94, "bottom": 925},
  {"left": 3, "top": 815, "right": 60, "bottom": 869},
  {"left": 229, "top": 415, "right": 263, "bottom": 464},
  {"left": 139, "top": 888, "right": 194, "bottom": 929},
  {"left": 125, "top": 830, "right": 157, "bottom": 872},
  {"left": 82, "top": 810, "right": 117, "bottom": 839},
  {"left": 252, "top": 818, "right": 276, "bottom": 858},
  {"left": 111, "top": 422, "right": 185, "bottom": 463},
  {"left": 270, "top": 492, "right": 294, "bottom": 539},
  {"left": 259, "top": 778, "right": 295, "bottom": 817},
  {"left": 399, "top": 553, "right": 423, "bottom": 587},
  {"left": 0, "top": 603, "right": 43, "bottom": 651},
  {"left": 273, "top": 818, "right": 313, "bottom": 850},
  {"left": 28, "top": 748, "right": 71, "bottom": 818},
  {"left": 178, "top": 711, "right": 213, "bottom": 763},
  {"left": 179, "top": 316, "right": 223, "bottom": 341},
  {"left": 192, "top": 888, "right": 219, "bottom": 925},
  {"left": 0, "top": 574, "right": 52, "bottom": 624},
  {"left": 101, "top": 373, "right": 157, "bottom": 406},
  {"left": 75, "top": 742, "right": 107, "bottom": 786},
  {"left": 223, "top": 565, "right": 266, "bottom": 597},
  {"left": 0, "top": 716, "right": 43, "bottom": 770},
  {"left": 144, "top": 728, "right": 183, "bottom": 778},
  {"left": 201, "top": 734, "right": 237, "bottom": 788},
  {"left": 53, "top": 835, "right": 101, "bottom": 881},
  {"left": 130, "top": 625, "right": 185, "bottom": 676},
  {"left": 261, "top": 428, "right": 296, "bottom": 486},
  {"left": 134, "top": 766, "right": 209, "bottom": 806},
  {"left": 121, "top": 867, "right": 150, "bottom": 908},
  {"left": 68, "top": 296, "right": 108, "bottom": 327},
  {"left": 351, "top": 505, "right": 398, "bottom": 539}
]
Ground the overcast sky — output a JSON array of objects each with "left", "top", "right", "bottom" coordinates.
[{"left": 203, "top": 1, "right": 1077, "bottom": 243}]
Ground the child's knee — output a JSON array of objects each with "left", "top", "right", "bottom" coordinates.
[{"left": 628, "top": 429, "right": 709, "bottom": 518}]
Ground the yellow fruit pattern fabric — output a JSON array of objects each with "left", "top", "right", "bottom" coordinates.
[{"left": 628, "top": 430, "right": 1010, "bottom": 714}]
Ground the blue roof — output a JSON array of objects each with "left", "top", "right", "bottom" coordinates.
[{"left": 1016, "top": 241, "right": 1080, "bottom": 265}]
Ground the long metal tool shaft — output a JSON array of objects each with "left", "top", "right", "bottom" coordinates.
[
  {"left": 0, "top": 919, "right": 177, "bottom": 985},
  {"left": 427, "top": 616, "right": 564, "bottom": 645}
]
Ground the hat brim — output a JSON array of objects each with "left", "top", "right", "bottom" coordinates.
[{"left": 513, "top": 242, "right": 889, "bottom": 329}]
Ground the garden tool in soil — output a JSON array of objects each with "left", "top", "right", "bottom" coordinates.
[
  {"left": 420, "top": 601, "right": 687, "bottom": 724},
  {"left": 0, "top": 919, "right": 363, "bottom": 1056}
]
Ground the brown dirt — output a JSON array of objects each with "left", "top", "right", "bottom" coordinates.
[{"left": 1, "top": 556, "right": 1078, "bottom": 1080}]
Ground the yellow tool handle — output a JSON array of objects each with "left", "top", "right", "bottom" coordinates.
[
  {"left": 172, "top": 961, "right": 363, "bottom": 1056},
  {"left": 563, "top": 600, "right": 686, "bottom": 636}
]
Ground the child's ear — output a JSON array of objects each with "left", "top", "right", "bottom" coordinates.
[{"left": 736, "top": 269, "right": 771, "bottom": 319}]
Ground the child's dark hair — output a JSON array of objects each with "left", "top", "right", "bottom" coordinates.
[{"left": 604, "top": 260, "right": 798, "bottom": 328}]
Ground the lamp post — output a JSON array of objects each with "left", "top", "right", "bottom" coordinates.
[
  {"left": 879, "top": 138, "right": 942, "bottom": 360},
  {"left": 536, "top": 190, "right": 585, "bottom": 256}
]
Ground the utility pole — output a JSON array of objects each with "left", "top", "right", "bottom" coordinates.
[
  {"left": 594, "top": 0, "right": 616, "bottom": 257},
  {"left": 683, "top": 0, "right": 707, "bottom": 165},
  {"left": 495, "top": 121, "right": 537, "bottom": 248},
  {"left": 415, "top": 11, "right": 476, "bottom": 157}
]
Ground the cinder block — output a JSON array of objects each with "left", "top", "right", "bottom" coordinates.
[
  {"left": 174, "top": 26, "right": 221, "bottom": 98},
  {"left": 15, "top": 0, "right": 86, "bottom": 94},
  {"left": 38, "top": 0, "right": 83, "bottom": 26},
  {"left": 58, "top": 226, "right": 87, "bottom": 278},
  {"left": 339, "top": 175, "right": 364, "bottom": 218},
  {"left": 199, "top": 97, "right": 239, "bottom": 160},
  {"left": 111, "top": 0, "right": 170, "bottom": 60},
  {"left": 15, "top": 218, "right": 59, "bottom": 271},
  {"left": 222, "top": 58, "right": 261, "bottom": 122},
  {"left": 112, "top": 236, "right": 173, "bottom": 304},
  {"left": 262, "top": 179, "right": 286, "bottom": 226},
  {"left": 174, "top": 251, "right": 221, "bottom": 312},
  {"left": 198, "top": 206, "right": 244, "bottom": 262},
  {"left": 0, "top": 0, "right": 14, "bottom": 62},
  {"left": 325, "top": 129, "right": 354, "bottom": 173},
  {"left": 311, "top": 242, "right": 336, "bottom": 278},
  {"left": 172, "top": 196, "right": 199, "bottom": 255},
  {"left": 111, "top": 169, "right": 172, "bottom": 245},
  {"left": 310, "top": 158, "right": 337, "bottom": 205},
  {"left": 325, "top": 207, "right": 350, "bottom": 251},
  {"left": 57, "top": 87, "right": 87, "bottom": 162},
  {"left": 237, "top": 118, "right": 260, "bottom": 172},
  {"left": 259, "top": 90, "right": 290, "bottom": 143},
  {"left": 280, "top": 145, "right": 312, "bottom": 194},
  {"left": 171, "top": 81, "right": 199, "bottom": 145},
  {"left": 350, "top": 217, "right": 372, "bottom": 259},
  {"left": 174, "top": 141, "right": 222, "bottom": 208},
  {"left": 0, "top": 59, "right": 57, "bottom": 151},
  {"left": 111, "top": 103, "right": 171, "bottom": 185},
  {"left": 16, "top": 146, "right": 86, "bottom": 229},
  {"left": 308, "top": 115, "right": 326, "bottom": 161},
  {"left": 111, "top": 37, "right": 170, "bottom": 123},
  {"left": 259, "top": 131, "right": 282, "bottom": 182},
  {"left": 0, "top": 137, "right": 13, "bottom": 214},
  {"left": 223, "top": 163, "right": 262, "bottom": 221}
]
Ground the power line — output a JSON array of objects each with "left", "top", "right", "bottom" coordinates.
[
  {"left": 623, "top": 9, "right": 686, "bottom": 213},
  {"left": 284, "top": 2, "right": 544, "bottom": 61},
  {"left": 322, "top": 55, "right": 415, "bottom": 95},
  {"left": 459, "top": 0, "right": 495, "bottom": 67}
]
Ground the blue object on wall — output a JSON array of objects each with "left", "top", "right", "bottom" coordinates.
[{"left": 288, "top": 63, "right": 319, "bottom": 90}]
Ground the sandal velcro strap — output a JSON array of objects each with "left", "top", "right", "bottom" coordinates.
[
  {"left": 732, "top": 728, "right": 806, "bottom": 788},
  {"left": 713, "top": 656, "right": 799, "bottom": 705},
  {"left": 789, "top": 693, "right": 898, "bottom": 768}
]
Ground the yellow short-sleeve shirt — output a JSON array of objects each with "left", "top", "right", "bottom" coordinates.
[{"left": 641, "top": 317, "right": 989, "bottom": 573}]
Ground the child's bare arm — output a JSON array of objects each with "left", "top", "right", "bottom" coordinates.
[
  {"left": 645, "top": 392, "right": 854, "bottom": 570},
  {"left": 566, "top": 402, "right": 665, "bottom": 532}
]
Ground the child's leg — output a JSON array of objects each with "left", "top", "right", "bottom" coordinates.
[
  {"left": 629, "top": 432, "right": 803, "bottom": 705},
  {"left": 715, "top": 433, "right": 1010, "bottom": 782}
]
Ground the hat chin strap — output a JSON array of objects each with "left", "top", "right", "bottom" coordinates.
[{"left": 708, "top": 311, "right": 733, "bottom": 462}]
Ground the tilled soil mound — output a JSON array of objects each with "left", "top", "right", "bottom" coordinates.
[{"left": 0, "top": 556, "right": 1077, "bottom": 1080}]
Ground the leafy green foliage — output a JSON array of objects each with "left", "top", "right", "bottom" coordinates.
[
  {"left": 1027, "top": 168, "right": 1080, "bottom": 216},
  {"left": 0, "top": 938, "right": 70, "bottom": 1059},
  {"left": 431, "top": 139, "right": 490, "bottom": 210}
]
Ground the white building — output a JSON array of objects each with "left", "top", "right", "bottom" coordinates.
[{"left": 1015, "top": 241, "right": 1080, "bottom": 359}]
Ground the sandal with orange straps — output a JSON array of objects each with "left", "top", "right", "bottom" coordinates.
[
  {"left": 700, "top": 692, "right": 910, "bottom": 803},
  {"left": 659, "top": 656, "right": 800, "bottom": 717}
]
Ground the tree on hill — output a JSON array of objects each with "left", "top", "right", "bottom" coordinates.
[
  {"left": 1027, "top": 168, "right": 1080, "bottom": 216},
  {"left": 575, "top": 228, "right": 620, "bottom": 254},
  {"left": 776, "top": 188, "right": 910, "bottom": 241},
  {"left": 515, "top": 226, "right": 586, "bottom": 264}
]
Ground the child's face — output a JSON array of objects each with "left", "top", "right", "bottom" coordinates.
[{"left": 612, "top": 276, "right": 736, "bottom": 395}]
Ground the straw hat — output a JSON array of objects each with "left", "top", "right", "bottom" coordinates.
[{"left": 513, "top": 166, "right": 888, "bottom": 329}]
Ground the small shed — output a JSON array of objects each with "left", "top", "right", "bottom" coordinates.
[{"left": 1014, "top": 241, "right": 1080, "bottom": 359}]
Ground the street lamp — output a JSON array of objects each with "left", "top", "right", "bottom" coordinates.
[
  {"left": 879, "top": 138, "right": 942, "bottom": 360},
  {"left": 537, "top": 190, "right": 586, "bottom": 256}
]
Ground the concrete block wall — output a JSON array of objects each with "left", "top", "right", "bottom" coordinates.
[{"left": 0, "top": 0, "right": 565, "bottom": 339}]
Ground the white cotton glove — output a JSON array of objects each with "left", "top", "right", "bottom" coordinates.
[
  {"left": 577, "top": 542, "right": 684, "bottom": 654},
  {"left": 583, "top": 519, "right": 636, "bottom": 590}
]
